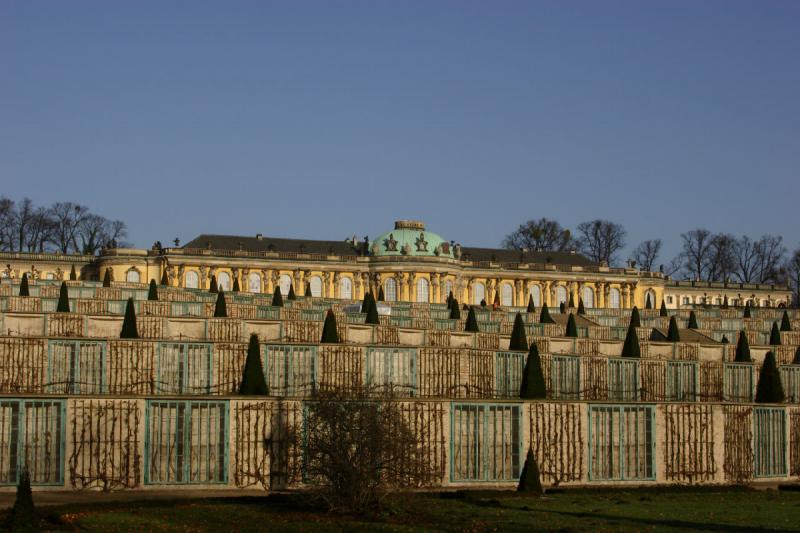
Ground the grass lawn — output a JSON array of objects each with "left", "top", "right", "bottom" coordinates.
[{"left": 13, "top": 486, "right": 800, "bottom": 532}]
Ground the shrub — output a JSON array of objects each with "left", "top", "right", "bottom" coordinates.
[
  {"left": 794, "top": 346, "right": 800, "bottom": 365},
  {"left": 147, "top": 279, "right": 158, "bottom": 301},
  {"left": 780, "top": 311, "right": 792, "bottom": 332},
  {"left": 539, "top": 305, "right": 555, "bottom": 324},
  {"left": 120, "top": 298, "right": 139, "bottom": 339},
  {"left": 493, "top": 292, "right": 500, "bottom": 307},
  {"left": 377, "top": 286, "right": 385, "bottom": 302},
  {"left": 735, "top": 330, "right": 751, "bottom": 362},
  {"left": 517, "top": 448, "right": 543, "bottom": 495},
  {"left": 7, "top": 468, "right": 38, "bottom": 533},
  {"left": 233, "top": 277, "right": 241, "bottom": 293},
  {"left": 19, "top": 273, "right": 30, "bottom": 297},
  {"left": 321, "top": 310, "right": 340, "bottom": 343},
  {"left": 559, "top": 302, "right": 565, "bottom": 314},
  {"left": 480, "top": 299, "right": 487, "bottom": 308},
  {"left": 645, "top": 293, "right": 652, "bottom": 309},
  {"left": 239, "top": 334, "right": 268, "bottom": 395},
  {"left": 721, "top": 335, "right": 729, "bottom": 344},
  {"left": 446, "top": 291, "right": 453, "bottom": 309},
  {"left": 305, "top": 282, "right": 312, "bottom": 298},
  {"left": 160, "top": 270, "right": 169, "bottom": 286},
  {"left": 743, "top": 303, "right": 751, "bottom": 318},
  {"left": 577, "top": 298, "right": 586, "bottom": 316},
  {"left": 769, "top": 322, "right": 781, "bottom": 345},
  {"left": 565, "top": 313, "right": 578, "bottom": 338},
  {"left": 208, "top": 275, "right": 218, "bottom": 293},
  {"left": 519, "top": 342, "right": 545, "bottom": 399},
  {"left": 271, "top": 286, "right": 284, "bottom": 307},
  {"left": 449, "top": 299, "right": 461, "bottom": 320},
  {"left": 687, "top": 311, "right": 698, "bottom": 329},
  {"left": 214, "top": 289, "right": 228, "bottom": 318},
  {"left": 69, "top": 264, "right": 77, "bottom": 281},
  {"left": 365, "top": 293, "right": 380, "bottom": 325},
  {"left": 722, "top": 295, "right": 729, "bottom": 309},
  {"left": 568, "top": 292, "right": 574, "bottom": 308},
  {"left": 102, "top": 269, "right": 111, "bottom": 287},
  {"left": 630, "top": 306, "right": 641, "bottom": 328},
  {"left": 526, "top": 294, "right": 536, "bottom": 314},
  {"left": 660, "top": 300, "right": 668, "bottom": 317},
  {"left": 509, "top": 313, "right": 528, "bottom": 351},
  {"left": 287, "top": 284, "right": 296, "bottom": 301},
  {"left": 464, "top": 307, "right": 479, "bottom": 332},
  {"left": 56, "top": 281, "right": 70, "bottom": 313},
  {"left": 666, "top": 316, "right": 680, "bottom": 342},
  {"left": 621, "top": 322, "right": 641, "bottom": 358},
  {"left": 755, "top": 351, "right": 785, "bottom": 403}
]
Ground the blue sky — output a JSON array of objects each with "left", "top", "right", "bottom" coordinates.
[{"left": 1, "top": 1, "right": 798, "bottom": 263}]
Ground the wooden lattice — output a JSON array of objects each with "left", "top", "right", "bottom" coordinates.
[
  {"left": 723, "top": 405, "right": 753, "bottom": 483},
  {"left": 528, "top": 402, "right": 583, "bottom": 485},
  {"left": 663, "top": 404, "right": 717, "bottom": 483}
]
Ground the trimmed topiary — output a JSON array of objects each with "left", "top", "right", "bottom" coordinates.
[
  {"left": 559, "top": 302, "right": 565, "bottom": 314},
  {"left": 233, "top": 277, "right": 241, "bottom": 293},
  {"left": 509, "top": 313, "right": 528, "bottom": 351},
  {"left": 645, "top": 293, "right": 652, "bottom": 309},
  {"left": 287, "top": 284, "right": 296, "bottom": 301},
  {"left": 493, "top": 292, "right": 500, "bottom": 307},
  {"left": 160, "top": 270, "right": 169, "bottom": 286},
  {"left": 7, "top": 468, "right": 37, "bottom": 533},
  {"left": 365, "top": 293, "right": 380, "bottom": 325},
  {"left": 239, "top": 334, "right": 268, "bottom": 395},
  {"left": 70, "top": 264, "right": 77, "bottom": 281},
  {"left": 377, "top": 286, "right": 385, "bottom": 302},
  {"left": 577, "top": 298, "right": 586, "bottom": 316},
  {"left": 630, "top": 306, "right": 641, "bottom": 328},
  {"left": 214, "top": 289, "right": 227, "bottom": 318},
  {"left": 793, "top": 346, "right": 800, "bottom": 365},
  {"left": 209, "top": 275, "right": 218, "bottom": 293},
  {"left": 743, "top": 303, "right": 751, "bottom": 319},
  {"left": 102, "top": 269, "right": 111, "bottom": 287},
  {"left": 320, "top": 309, "right": 340, "bottom": 343},
  {"left": 519, "top": 342, "right": 546, "bottom": 399},
  {"left": 446, "top": 291, "right": 453, "bottom": 309},
  {"left": 450, "top": 299, "right": 461, "bottom": 320},
  {"left": 526, "top": 294, "right": 536, "bottom": 314},
  {"left": 305, "top": 282, "right": 312, "bottom": 298},
  {"left": 271, "top": 286, "right": 284, "bottom": 307},
  {"left": 735, "top": 330, "right": 751, "bottom": 362},
  {"left": 687, "top": 311, "right": 698, "bottom": 329},
  {"left": 660, "top": 300, "right": 668, "bottom": 317},
  {"left": 539, "top": 305, "right": 555, "bottom": 324},
  {"left": 565, "top": 313, "right": 578, "bottom": 338},
  {"left": 148, "top": 279, "right": 158, "bottom": 301},
  {"left": 56, "top": 281, "right": 70, "bottom": 313},
  {"left": 722, "top": 295, "right": 729, "bottom": 309},
  {"left": 721, "top": 335, "right": 729, "bottom": 344},
  {"left": 568, "top": 292, "right": 575, "bottom": 308},
  {"left": 666, "top": 316, "right": 680, "bottom": 342},
  {"left": 621, "top": 321, "right": 641, "bottom": 358},
  {"left": 755, "top": 351, "right": 785, "bottom": 403},
  {"left": 480, "top": 299, "right": 487, "bottom": 308},
  {"left": 465, "top": 307, "right": 480, "bottom": 333},
  {"left": 120, "top": 298, "right": 139, "bottom": 339},
  {"left": 19, "top": 273, "right": 30, "bottom": 297},
  {"left": 780, "top": 311, "right": 792, "bottom": 332},
  {"left": 517, "top": 447, "right": 543, "bottom": 495},
  {"left": 360, "top": 291, "right": 373, "bottom": 314},
  {"left": 769, "top": 322, "right": 781, "bottom": 345}
]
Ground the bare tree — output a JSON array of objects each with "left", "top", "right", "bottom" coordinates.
[
  {"left": 502, "top": 218, "right": 574, "bottom": 251},
  {"left": 705, "top": 233, "right": 737, "bottom": 282},
  {"left": 630, "top": 239, "right": 662, "bottom": 271},
  {"left": 49, "top": 202, "right": 88, "bottom": 253},
  {"left": 574, "top": 219, "right": 626, "bottom": 265},
  {"left": 679, "top": 229, "right": 714, "bottom": 280},
  {"left": 0, "top": 197, "right": 16, "bottom": 251},
  {"left": 78, "top": 215, "right": 128, "bottom": 254},
  {"left": 733, "top": 235, "right": 786, "bottom": 284}
]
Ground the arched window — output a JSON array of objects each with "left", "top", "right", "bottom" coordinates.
[
  {"left": 609, "top": 288, "right": 621, "bottom": 309},
  {"left": 582, "top": 286, "right": 594, "bottom": 308},
  {"left": 714, "top": 297, "right": 722, "bottom": 305},
  {"left": 279, "top": 274, "right": 292, "bottom": 295},
  {"left": 126, "top": 269, "right": 140, "bottom": 283},
  {"left": 444, "top": 280, "right": 453, "bottom": 300},
  {"left": 501, "top": 283, "right": 513, "bottom": 307},
  {"left": 185, "top": 271, "right": 199, "bottom": 289},
  {"left": 248, "top": 272, "right": 261, "bottom": 293},
  {"left": 556, "top": 286, "right": 568, "bottom": 305},
  {"left": 530, "top": 285, "right": 541, "bottom": 307},
  {"left": 217, "top": 272, "right": 231, "bottom": 291},
  {"left": 308, "top": 276, "right": 322, "bottom": 298},
  {"left": 384, "top": 278, "right": 397, "bottom": 302},
  {"left": 473, "top": 282, "right": 486, "bottom": 305},
  {"left": 682, "top": 296, "right": 691, "bottom": 305},
  {"left": 416, "top": 278, "right": 429, "bottom": 303},
  {"left": 340, "top": 277, "right": 353, "bottom": 300}
]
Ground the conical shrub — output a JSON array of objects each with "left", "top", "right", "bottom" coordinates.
[
  {"left": 722, "top": 295, "right": 729, "bottom": 309},
  {"left": 465, "top": 307, "right": 480, "bottom": 332},
  {"left": 519, "top": 342, "right": 546, "bottom": 399},
  {"left": 147, "top": 279, "right": 158, "bottom": 301},
  {"left": 320, "top": 309, "right": 340, "bottom": 343},
  {"left": 450, "top": 299, "right": 461, "bottom": 320},
  {"left": 780, "top": 311, "right": 792, "bottom": 332},
  {"left": 735, "top": 330, "right": 751, "bottom": 362},
  {"left": 360, "top": 291, "right": 373, "bottom": 314},
  {"left": 120, "top": 298, "right": 139, "bottom": 339},
  {"left": 19, "top": 273, "right": 30, "bottom": 297},
  {"left": 743, "top": 303, "right": 751, "bottom": 318},
  {"left": 755, "top": 351, "right": 784, "bottom": 403},
  {"left": 365, "top": 293, "right": 380, "bottom": 325},
  {"left": 271, "top": 286, "right": 284, "bottom": 307},
  {"left": 539, "top": 305, "right": 555, "bottom": 324},
  {"left": 287, "top": 284, "right": 296, "bottom": 301},
  {"left": 209, "top": 275, "right": 218, "bottom": 293},
  {"left": 56, "top": 281, "right": 70, "bottom": 313},
  {"left": 666, "top": 316, "right": 680, "bottom": 342},
  {"left": 509, "top": 313, "right": 528, "bottom": 351},
  {"left": 446, "top": 291, "right": 453, "bottom": 309},
  {"left": 660, "top": 300, "right": 668, "bottom": 317},
  {"left": 526, "top": 295, "right": 536, "bottom": 314},
  {"left": 565, "top": 313, "right": 578, "bottom": 338},
  {"left": 769, "top": 322, "right": 781, "bottom": 345},
  {"left": 102, "top": 269, "right": 111, "bottom": 287},
  {"left": 793, "top": 346, "right": 800, "bottom": 365},
  {"left": 645, "top": 293, "right": 652, "bottom": 309},
  {"left": 621, "top": 322, "right": 641, "bottom": 358},
  {"left": 239, "top": 334, "right": 268, "bottom": 395},
  {"left": 233, "top": 277, "right": 240, "bottom": 293},
  {"left": 305, "top": 282, "right": 312, "bottom": 297},
  {"left": 630, "top": 306, "right": 641, "bottom": 328},
  {"left": 160, "top": 270, "right": 169, "bottom": 286},
  {"left": 8, "top": 468, "right": 37, "bottom": 533},
  {"left": 480, "top": 299, "right": 487, "bottom": 308},
  {"left": 377, "top": 286, "right": 385, "bottom": 302},
  {"left": 493, "top": 292, "right": 500, "bottom": 307},
  {"left": 577, "top": 298, "right": 586, "bottom": 315},
  {"left": 69, "top": 264, "right": 77, "bottom": 281},
  {"left": 559, "top": 302, "right": 565, "bottom": 314},
  {"left": 517, "top": 448, "right": 543, "bottom": 495},
  {"left": 568, "top": 292, "right": 575, "bottom": 308},
  {"left": 688, "top": 311, "right": 698, "bottom": 329},
  {"left": 214, "top": 289, "right": 228, "bottom": 318},
  {"left": 721, "top": 335, "right": 729, "bottom": 344}
]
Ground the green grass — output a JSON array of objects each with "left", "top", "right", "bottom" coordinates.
[{"left": 19, "top": 486, "right": 800, "bottom": 532}]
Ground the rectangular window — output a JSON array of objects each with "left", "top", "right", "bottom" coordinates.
[
  {"left": 754, "top": 407, "right": 787, "bottom": 477},
  {"left": 589, "top": 405, "right": 654, "bottom": 481},
  {"left": 365, "top": 347, "right": 416, "bottom": 396},
  {"left": 156, "top": 343, "right": 212, "bottom": 394},
  {"left": 0, "top": 400, "right": 64, "bottom": 485},
  {"left": 494, "top": 352, "right": 526, "bottom": 398},
  {"left": 145, "top": 400, "right": 228, "bottom": 484},
  {"left": 264, "top": 345, "right": 316, "bottom": 397},
  {"left": 780, "top": 366, "right": 800, "bottom": 404},
  {"left": 724, "top": 363, "right": 754, "bottom": 403},
  {"left": 608, "top": 359, "right": 639, "bottom": 401},
  {"left": 551, "top": 355, "right": 581, "bottom": 400},
  {"left": 47, "top": 340, "right": 105, "bottom": 394},
  {"left": 451, "top": 403, "right": 521, "bottom": 482},
  {"left": 666, "top": 361, "right": 698, "bottom": 402}
]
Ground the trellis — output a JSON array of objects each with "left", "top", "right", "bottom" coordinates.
[{"left": 662, "top": 404, "right": 716, "bottom": 483}]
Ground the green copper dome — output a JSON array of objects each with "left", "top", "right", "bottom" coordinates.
[{"left": 372, "top": 221, "right": 454, "bottom": 258}]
